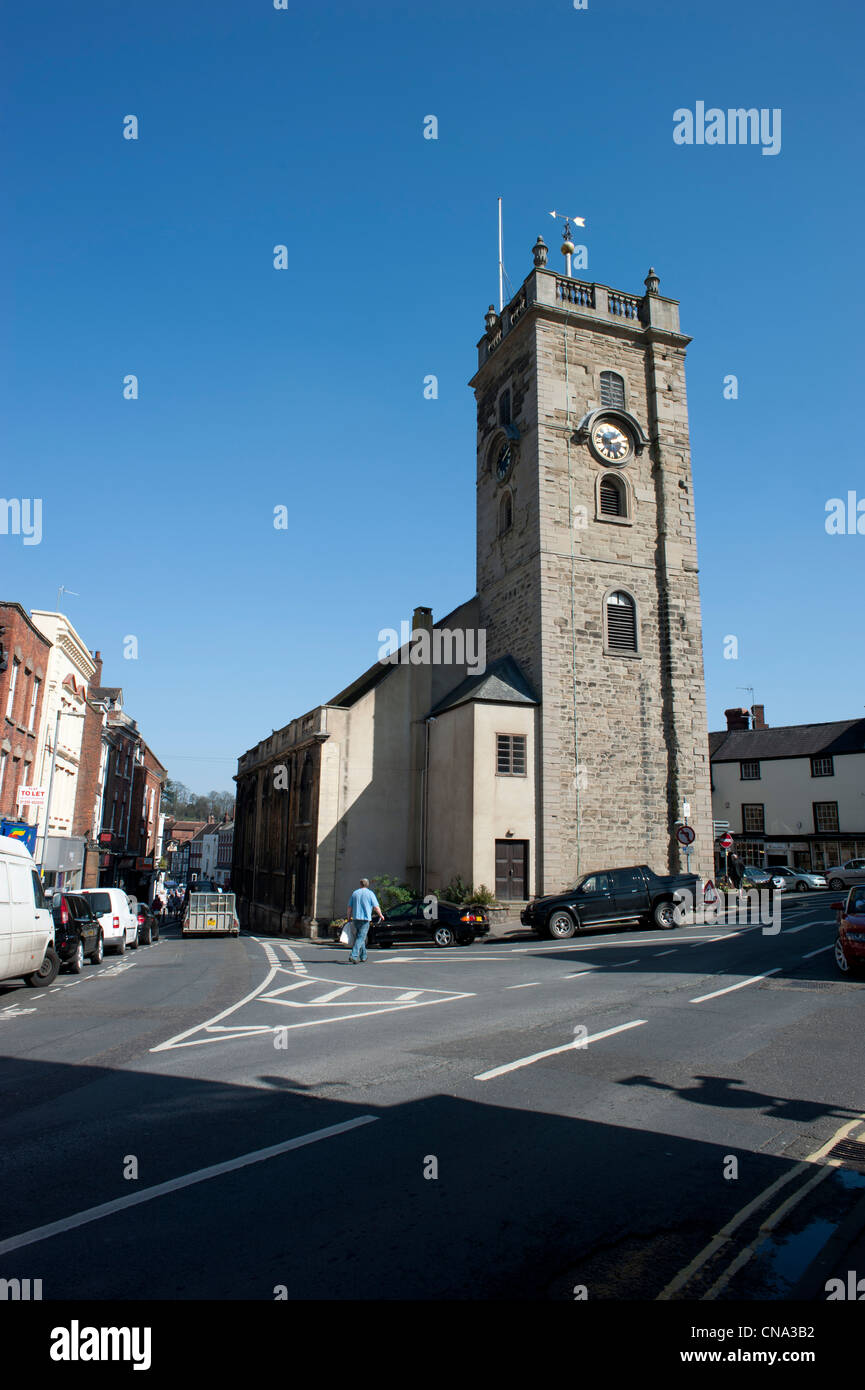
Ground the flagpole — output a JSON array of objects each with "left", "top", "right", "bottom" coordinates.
[{"left": 497, "top": 197, "right": 503, "bottom": 312}]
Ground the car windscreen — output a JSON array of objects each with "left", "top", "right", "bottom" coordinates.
[
  {"left": 849, "top": 892, "right": 865, "bottom": 914},
  {"left": 82, "top": 892, "right": 112, "bottom": 914}
]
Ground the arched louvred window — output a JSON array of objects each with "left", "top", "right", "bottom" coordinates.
[
  {"left": 499, "top": 490, "right": 513, "bottom": 535},
  {"left": 599, "top": 476, "right": 624, "bottom": 516},
  {"left": 606, "top": 590, "right": 638, "bottom": 652},
  {"left": 299, "top": 754, "right": 313, "bottom": 822},
  {"left": 498, "top": 388, "right": 511, "bottom": 426},
  {"left": 600, "top": 371, "right": 626, "bottom": 409}
]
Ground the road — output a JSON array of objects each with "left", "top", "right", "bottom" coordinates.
[{"left": 1, "top": 893, "right": 864, "bottom": 1301}]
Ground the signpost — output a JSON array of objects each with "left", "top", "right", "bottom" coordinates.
[
  {"left": 676, "top": 825, "right": 696, "bottom": 847},
  {"left": 718, "top": 830, "right": 733, "bottom": 880},
  {"left": 17, "top": 786, "right": 46, "bottom": 807}
]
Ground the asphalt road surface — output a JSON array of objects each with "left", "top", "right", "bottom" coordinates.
[{"left": 1, "top": 893, "right": 864, "bottom": 1301}]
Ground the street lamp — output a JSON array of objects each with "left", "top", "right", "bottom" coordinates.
[{"left": 37, "top": 706, "right": 87, "bottom": 870}]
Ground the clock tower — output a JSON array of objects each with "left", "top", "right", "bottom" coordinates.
[{"left": 469, "top": 243, "right": 713, "bottom": 891}]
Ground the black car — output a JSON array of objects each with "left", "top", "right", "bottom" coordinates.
[
  {"left": 50, "top": 892, "right": 104, "bottom": 972},
  {"left": 135, "top": 901, "right": 159, "bottom": 946},
  {"left": 369, "top": 898, "right": 491, "bottom": 949},
  {"left": 521, "top": 864, "right": 701, "bottom": 937}
]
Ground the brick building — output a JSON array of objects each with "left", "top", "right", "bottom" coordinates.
[
  {"left": 234, "top": 244, "right": 713, "bottom": 935},
  {"left": 0, "top": 601, "right": 51, "bottom": 826},
  {"left": 127, "top": 740, "right": 167, "bottom": 899},
  {"left": 71, "top": 652, "right": 112, "bottom": 888}
]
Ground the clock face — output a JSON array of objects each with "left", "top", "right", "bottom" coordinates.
[
  {"left": 591, "top": 419, "right": 631, "bottom": 464},
  {"left": 495, "top": 441, "right": 511, "bottom": 480}
]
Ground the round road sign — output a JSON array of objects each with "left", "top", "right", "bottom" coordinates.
[
  {"left": 676, "top": 824, "right": 696, "bottom": 847},
  {"left": 720, "top": 832, "right": 733, "bottom": 850}
]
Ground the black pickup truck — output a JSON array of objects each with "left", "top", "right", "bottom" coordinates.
[{"left": 520, "top": 865, "right": 700, "bottom": 938}]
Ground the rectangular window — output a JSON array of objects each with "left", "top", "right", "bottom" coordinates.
[
  {"left": 28, "top": 676, "right": 40, "bottom": 730},
  {"left": 0, "top": 749, "right": 6, "bottom": 796},
  {"left": 813, "top": 801, "right": 839, "bottom": 833},
  {"left": 740, "top": 760, "right": 760, "bottom": 780},
  {"left": 810, "top": 756, "right": 834, "bottom": 778},
  {"left": 742, "top": 804, "right": 765, "bottom": 834},
  {"left": 496, "top": 733, "right": 527, "bottom": 776},
  {"left": 6, "top": 658, "right": 20, "bottom": 719}
]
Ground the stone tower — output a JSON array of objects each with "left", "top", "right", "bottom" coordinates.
[{"left": 469, "top": 242, "right": 713, "bottom": 891}]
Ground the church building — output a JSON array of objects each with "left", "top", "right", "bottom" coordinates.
[{"left": 233, "top": 238, "right": 714, "bottom": 935}]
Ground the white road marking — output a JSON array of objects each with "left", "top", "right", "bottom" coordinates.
[
  {"left": 611, "top": 959, "right": 640, "bottom": 967},
  {"left": 801, "top": 944, "right": 833, "bottom": 960},
  {"left": 278, "top": 944, "right": 308, "bottom": 975},
  {"left": 0, "top": 1116, "right": 379, "bottom": 1257},
  {"left": 786, "top": 921, "right": 823, "bottom": 934},
  {"left": 690, "top": 968, "right": 782, "bottom": 1003},
  {"left": 308, "top": 986, "right": 355, "bottom": 1004},
  {"left": 563, "top": 970, "right": 595, "bottom": 978},
  {"left": 474, "top": 1019, "right": 648, "bottom": 1081},
  {"left": 653, "top": 950, "right": 676, "bottom": 957},
  {"left": 393, "top": 990, "right": 422, "bottom": 1001},
  {"left": 151, "top": 962, "right": 282, "bottom": 1052},
  {"left": 0, "top": 1007, "right": 36, "bottom": 1019}
]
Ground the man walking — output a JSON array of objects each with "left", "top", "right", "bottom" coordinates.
[{"left": 347, "top": 878, "right": 384, "bottom": 964}]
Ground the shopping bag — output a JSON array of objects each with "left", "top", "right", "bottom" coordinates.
[{"left": 338, "top": 920, "right": 356, "bottom": 947}]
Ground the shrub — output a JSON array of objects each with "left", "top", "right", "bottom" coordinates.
[
  {"left": 441, "top": 877, "right": 497, "bottom": 907},
  {"left": 370, "top": 874, "right": 413, "bottom": 910}
]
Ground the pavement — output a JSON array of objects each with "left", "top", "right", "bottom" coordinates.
[{"left": 1, "top": 890, "right": 863, "bottom": 1302}]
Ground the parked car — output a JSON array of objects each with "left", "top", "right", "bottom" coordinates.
[
  {"left": 50, "top": 892, "right": 104, "bottom": 971},
  {"left": 0, "top": 835, "right": 58, "bottom": 986},
  {"left": 368, "top": 898, "right": 491, "bottom": 949},
  {"left": 134, "top": 900, "right": 159, "bottom": 945},
  {"left": 831, "top": 887, "right": 865, "bottom": 975},
  {"left": 741, "top": 865, "right": 775, "bottom": 890},
  {"left": 766, "top": 866, "right": 827, "bottom": 893},
  {"left": 824, "top": 859, "right": 865, "bottom": 891},
  {"left": 520, "top": 865, "right": 701, "bottom": 937},
  {"left": 79, "top": 887, "right": 137, "bottom": 955}
]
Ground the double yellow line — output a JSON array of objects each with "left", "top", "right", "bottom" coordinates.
[{"left": 658, "top": 1111, "right": 865, "bottom": 1300}]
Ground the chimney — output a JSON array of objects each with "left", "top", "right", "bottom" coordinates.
[
  {"left": 752, "top": 704, "right": 767, "bottom": 729},
  {"left": 724, "top": 707, "right": 751, "bottom": 731},
  {"left": 91, "top": 650, "right": 103, "bottom": 686}
]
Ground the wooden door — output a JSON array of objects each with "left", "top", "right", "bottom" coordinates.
[{"left": 495, "top": 840, "right": 527, "bottom": 901}]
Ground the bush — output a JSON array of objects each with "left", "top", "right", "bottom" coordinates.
[
  {"left": 370, "top": 874, "right": 413, "bottom": 911},
  {"left": 440, "top": 877, "right": 497, "bottom": 907}
]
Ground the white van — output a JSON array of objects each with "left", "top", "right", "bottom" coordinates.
[
  {"left": 79, "top": 887, "right": 137, "bottom": 954},
  {"left": 0, "top": 835, "right": 58, "bottom": 987}
]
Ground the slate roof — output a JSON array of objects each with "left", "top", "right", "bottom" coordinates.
[
  {"left": 429, "top": 655, "right": 539, "bottom": 716},
  {"left": 709, "top": 719, "right": 865, "bottom": 762}
]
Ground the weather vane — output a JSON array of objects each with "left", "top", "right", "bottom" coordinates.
[{"left": 549, "top": 209, "right": 586, "bottom": 278}]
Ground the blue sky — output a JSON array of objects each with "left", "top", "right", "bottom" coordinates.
[{"left": 2, "top": 0, "right": 862, "bottom": 792}]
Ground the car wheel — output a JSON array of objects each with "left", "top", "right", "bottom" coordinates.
[
  {"left": 130, "top": 931, "right": 139, "bottom": 950},
  {"left": 829, "top": 878, "right": 845, "bottom": 891},
  {"left": 115, "top": 934, "right": 126, "bottom": 955},
  {"left": 433, "top": 925, "right": 456, "bottom": 947},
  {"left": 457, "top": 933, "right": 476, "bottom": 946},
  {"left": 67, "top": 938, "right": 84, "bottom": 974},
  {"left": 547, "top": 910, "right": 576, "bottom": 939},
  {"left": 142, "top": 926, "right": 152, "bottom": 945},
  {"left": 834, "top": 936, "right": 852, "bottom": 974},
  {"left": 25, "top": 946, "right": 59, "bottom": 987},
  {"left": 89, "top": 932, "right": 104, "bottom": 964},
  {"left": 653, "top": 900, "right": 678, "bottom": 929},
  {"left": 796, "top": 880, "right": 807, "bottom": 892}
]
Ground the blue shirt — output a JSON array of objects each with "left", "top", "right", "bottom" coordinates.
[{"left": 348, "top": 887, "right": 380, "bottom": 921}]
